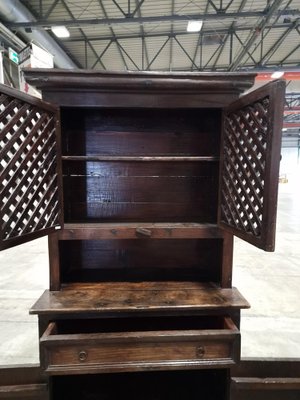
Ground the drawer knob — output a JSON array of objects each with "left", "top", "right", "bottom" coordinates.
[
  {"left": 196, "top": 346, "right": 205, "bottom": 358},
  {"left": 78, "top": 350, "right": 88, "bottom": 362}
]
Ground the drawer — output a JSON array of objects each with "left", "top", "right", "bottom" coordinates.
[{"left": 40, "top": 316, "right": 240, "bottom": 375}]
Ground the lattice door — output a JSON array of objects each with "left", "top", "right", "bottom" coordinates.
[
  {"left": 0, "top": 84, "right": 63, "bottom": 250},
  {"left": 218, "top": 80, "right": 285, "bottom": 251}
]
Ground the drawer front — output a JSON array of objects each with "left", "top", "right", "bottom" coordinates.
[{"left": 41, "top": 318, "right": 240, "bottom": 375}]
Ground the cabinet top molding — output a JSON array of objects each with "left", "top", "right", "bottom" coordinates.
[{"left": 23, "top": 68, "right": 256, "bottom": 94}]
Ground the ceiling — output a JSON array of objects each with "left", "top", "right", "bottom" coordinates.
[
  {"left": 1, "top": 0, "right": 300, "bottom": 72},
  {"left": 0, "top": 1, "right": 299, "bottom": 135}
]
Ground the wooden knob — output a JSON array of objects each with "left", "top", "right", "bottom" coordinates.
[
  {"left": 135, "top": 227, "right": 152, "bottom": 237},
  {"left": 196, "top": 346, "right": 205, "bottom": 358},
  {"left": 78, "top": 350, "right": 88, "bottom": 362}
]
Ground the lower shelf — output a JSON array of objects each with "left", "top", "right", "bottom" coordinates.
[{"left": 51, "top": 369, "right": 229, "bottom": 400}]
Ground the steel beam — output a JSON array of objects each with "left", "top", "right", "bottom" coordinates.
[
  {"left": 61, "top": 22, "right": 296, "bottom": 43},
  {"left": 6, "top": 10, "right": 300, "bottom": 28},
  {"left": 173, "top": 36, "right": 198, "bottom": 70},
  {"left": 191, "top": 0, "right": 210, "bottom": 71},
  {"left": 236, "top": 0, "right": 293, "bottom": 69},
  {"left": 60, "top": 0, "right": 100, "bottom": 69},
  {"left": 97, "top": 0, "right": 128, "bottom": 70},
  {"left": 43, "top": 0, "right": 60, "bottom": 20},
  {"left": 280, "top": 43, "right": 300, "bottom": 64},
  {"left": 146, "top": 36, "right": 170, "bottom": 70},
  {"left": 228, "top": 0, "right": 285, "bottom": 71},
  {"left": 260, "top": 22, "right": 298, "bottom": 65}
]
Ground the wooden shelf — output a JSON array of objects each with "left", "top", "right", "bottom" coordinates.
[
  {"left": 62, "top": 156, "right": 219, "bottom": 162},
  {"left": 30, "top": 282, "right": 250, "bottom": 316},
  {"left": 58, "top": 223, "right": 223, "bottom": 240}
]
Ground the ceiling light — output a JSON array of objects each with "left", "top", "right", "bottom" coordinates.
[
  {"left": 271, "top": 71, "right": 284, "bottom": 79},
  {"left": 187, "top": 20, "right": 203, "bottom": 32},
  {"left": 51, "top": 26, "right": 70, "bottom": 38}
]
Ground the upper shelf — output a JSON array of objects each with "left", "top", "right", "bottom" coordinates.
[
  {"left": 30, "top": 282, "right": 250, "bottom": 316},
  {"left": 62, "top": 156, "right": 220, "bottom": 162},
  {"left": 59, "top": 222, "right": 223, "bottom": 240}
]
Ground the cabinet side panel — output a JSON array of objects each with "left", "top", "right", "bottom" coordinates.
[{"left": 48, "top": 233, "right": 60, "bottom": 290}]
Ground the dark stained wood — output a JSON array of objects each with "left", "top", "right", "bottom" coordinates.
[
  {"left": 23, "top": 69, "right": 255, "bottom": 108},
  {"left": 62, "top": 160, "right": 218, "bottom": 222},
  {"left": 0, "top": 82, "right": 57, "bottom": 112},
  {"left": 232, "top": 359, "right": 300, "bottom": 378},
  {"left": 1, "top": 70, "right": 287, "bottom": 398},
  {"left": 0, "top": 83, "right": 63, "bottom": 250},
  {"left": 0, "top": 384, "right": 48, "bottom": 399},
  {"left": 23, "top": 69, "right": 256, "bottom": 93},
  {"left": 0, "top": 365, "right": 44, "bottom": 385},
  {"left": 221, "top": 231, "right": 234, "bottom": 288},
  {"left": 51, "top": 369, "right": 229, "bottom": 400},
  {"left": 218, "top": 80, "right": 286, "bottom": 251},
  {"left": 48, "top": 233, "right": 60, "bottom": 291},
  {"left": 232, "top": 377, "right": 300, "bottom": 390},
  {"left": 231, "top": 359, "right": 300, "bottom": 400},
  {"left": 59, "top": 222, "right": 223, "bottom": 240},
  {"left": 62, "top": 156, "right": 219, "bottom": 161},
  {"left": 61, "top": 108, "right": 220, "bottom": 156},
  {"left": 0, "top": 365, "right": 48, "bottom": 400},
  {"left": 58, "top": 239, "right": 223, "bottom": 283},
  {"left": 40, "top": 317, "right": 239, "bottom": 375},
  {"left": 30, "top": 282, "right": 250, "bottom": 315}
]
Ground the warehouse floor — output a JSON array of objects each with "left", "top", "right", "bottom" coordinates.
[{"left": 0, "top": 147, "right": 299, "bottom": 365}]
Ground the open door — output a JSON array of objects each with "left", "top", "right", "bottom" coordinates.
[
  {"left": 0, "top": 84, "right": 63, "bottom": 250},
  {"left": 218, "top": 80, "right": 286, "bottom": 251}
]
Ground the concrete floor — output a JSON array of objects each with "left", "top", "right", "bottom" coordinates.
[
  {"left": 0, "top": 147, "right": 299, "bottom": 365},
  {"left": 234, "top": 147, "right": 300, "bottom": 358}
]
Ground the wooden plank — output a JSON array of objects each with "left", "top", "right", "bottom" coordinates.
[
  {"left": 232, "top": 358, "right": 300, "bottom": 377},
  {"left": 63, "top": 159, "right": 218, "bottom": 177},
  {"left": 65, "top": 202, "right": 217, "bottom": 223},
  {"left": 58, "top": 238, "right": 222, "bottom": 283},
  {"left": 231, "top": 359, "right": 300, "bottom": 400},
  {"left": 30, "top": 282, "right": 250, "bottom": 315},
  {"left": 0, "top": 365, "right": 47, "bottom": 400},
  {"left": 221, "top": 231, "right": 233, "bottom": 288},
  {"left": 0, "top": 384, "right": 48, "bottom": 399},
  {"left": 48, "top": 233, "right": 60, "bottom": 291},
  {"left": 59, "top": 222, "right": 223, "bottom": 240},
  {"left": 61, "top": 108, "right": 221, "bottom": 157},
  {"left": 62, "top": 160, "right": 218, "bottom": 222},
  {"left": 63, "top": 176, "right": 214, "bottom": 203},
  {"left": 232, "top": 377, "right": 300, "bottom": 390},
  {"left": 62, "top": 156, "right": 219, "bottom": 161},
  {"left": 23, "top": 69, "right": 256, "bottom": 93}
]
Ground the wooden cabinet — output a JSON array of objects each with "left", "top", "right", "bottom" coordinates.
[{"left": 0, "top": 70, "right": 285, "bottom": 399}]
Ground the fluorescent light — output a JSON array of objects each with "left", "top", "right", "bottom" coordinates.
[
  {"left": 187, "top": 20, "right": 203, "bottom": 32},
  {"left": 51, "top": 26, "right": 70, "bottom": 38},
  {"left": 271, "top": 71, "right": 284, "bottom": 79}
]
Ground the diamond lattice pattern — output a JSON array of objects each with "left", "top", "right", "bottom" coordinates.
[
  {"left": 220, "top": 96, "right": 270, "bottom": 238},
  {"left": 0, "top": 93, "right": 60, "bottom": 243}
]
